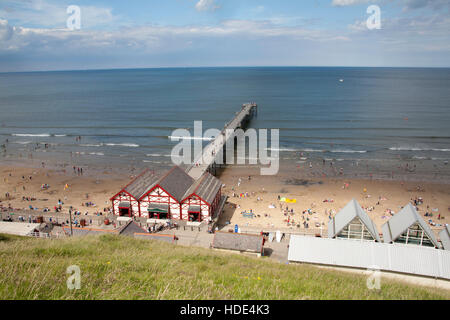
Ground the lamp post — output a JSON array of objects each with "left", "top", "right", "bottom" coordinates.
[{"left": 69, "top": 210, "right": 73, "bottom": 236}]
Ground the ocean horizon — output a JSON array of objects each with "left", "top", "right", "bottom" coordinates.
[
  {"left": 1, "top": 66, "right": 449, "bottom": 177},
  {"left": 2, "top": 65, "right": 450, "bottom": 75}
]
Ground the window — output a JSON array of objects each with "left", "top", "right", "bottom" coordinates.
[
  {"left": 396, "top": 223, "right": 434, "bottom": 247},
  {"left": 336, "top": 218, "right": 375, "bottom": 241}
]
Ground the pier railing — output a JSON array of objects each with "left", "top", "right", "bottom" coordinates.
[{"left": 187, "top": 102, "right": 257, "bottom": 179}]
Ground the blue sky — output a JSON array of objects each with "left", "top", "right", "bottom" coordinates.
[{"left": 0, "top": 0, "right": 449, "bottom": 71}]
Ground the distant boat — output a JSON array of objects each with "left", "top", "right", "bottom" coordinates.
[{"left": 339, "top": 79, "right": 344, "bottom": 82}]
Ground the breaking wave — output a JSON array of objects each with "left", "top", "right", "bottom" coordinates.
[
  {"left": 105, "top": 143, "right": 139, "bottom": 147},
  {"left": 12, "top": 133, "right": 51, "bottom": 137},
  {"left": 146, "top": 153, "right": 172, "bottom": 157},
  {"left": 168, "top": 136, "right": 214, "bottom": 141},
  {"left": 389, "top": 147, "right": 450, "bottom": 152},
  {"left": 80, "top": 143, "right": 103, "bottom": 147},
  {"left": 330, "top": 149, "right": 367, "bottom": 153}
]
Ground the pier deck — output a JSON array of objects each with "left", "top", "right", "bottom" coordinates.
[{"left": 187, "top": 103, "right": 257, "bottom": 180}]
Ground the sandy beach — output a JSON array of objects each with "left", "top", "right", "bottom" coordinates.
[
  {"left": 216, "top": 160, "right": 450, "bottom": 237},
  {"left": 0, "top": 164, "right": 125, "bottom": 217},
  {"left": 1, "top": 160, "right": 448, "bottom": 238}
]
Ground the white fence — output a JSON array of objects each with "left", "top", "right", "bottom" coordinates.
[
  {"left": 288, "top": 235, "right": 450, "bottom": 280},
  {"left": 27, "top": 232, "right": 64, "bottom": 239},
  {"left": 222, "top": 226, "right": 325, "bottom": 238}
]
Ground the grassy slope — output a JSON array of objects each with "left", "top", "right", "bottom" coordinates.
[{"left": 0, "top": 233, "right": 448, "bottom": 300}]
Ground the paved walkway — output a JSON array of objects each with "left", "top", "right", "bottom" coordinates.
[{"left": 159, "top": 228, "right": 214, "bottom": 249}]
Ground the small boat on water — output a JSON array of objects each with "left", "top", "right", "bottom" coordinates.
[{"left": 339, "top": 79, "right": 344, "bottom": 82}]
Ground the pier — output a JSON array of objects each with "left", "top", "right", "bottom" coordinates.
[{"left": 187, "top": 102, "right": 257, "bottom": 180}]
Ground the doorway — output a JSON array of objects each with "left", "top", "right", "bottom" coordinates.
[
  {"left": 148, "top": 210, "right": 169, "bottom": 220},
  {"left": 119, "top": 207, "right": 130, "bottom": 216},
  {"left": 188, "top": 212, "right": 201, "bottom": 222}
]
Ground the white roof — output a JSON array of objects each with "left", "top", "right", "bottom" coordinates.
[
  {"left": 288, "top": 235, "right": 450, "bottom": 280},
  {"left": 328, "top": 199, "right": 380, "bottom": 241},
  {"left": 0, "top": 221, "right": 41, "bottom": 236},
  {"left": 146, "top": 218, "right": 170, "bottom": 224},
  {"left": 439, "top": 225, "right": 450, "bottom": 250},
  {"left": 186, "top": 221, "right": 202, "bottom": 227},
  {"left": 381, "top": 203, "right": 438, "bottom": 246}
]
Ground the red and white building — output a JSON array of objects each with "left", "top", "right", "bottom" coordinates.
[
  {"left": 180, "top": 173, "right": 222, "bottom": 222},
  {"left": 110, "top": 166, "right": 223, "bottom": 222}
]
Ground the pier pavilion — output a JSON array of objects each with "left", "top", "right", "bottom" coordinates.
[{"left": 110, "top": 166, "right": 223, "bottom": 222}]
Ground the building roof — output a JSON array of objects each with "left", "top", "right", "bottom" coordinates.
[
  {"left": 113, "top": 166, "right": 222, "bottom": 206},
  {"left": 182, "top": 172, "right": 222, "bottom": 204},
  {"left": 381, "top": 203, "right": 438, "bottom": 246},
  {"left": 0, "top": 221, "right": 40, "bottom": 236},
  {"left": 328, "top": 199, "right": 380, "bottom": 241},
  {"left": 212, "top": 231, "right": 264, "bottom": 253},
  {"left": 439, "top": 225, "right": 450, "bottom": 250},
  {"left": 157, "top": 166, "right": 195, "bottom": 202},
  {"left": 288, "top": 235, "right": 450, "bottom": 280},
  {"left": 123, "top": 169, "right": 160, "bottom": 200},
  {"left": 119, "top": 221, "right": 147, "bottom": 236},
  {"left": 114, "top": 166, "right": 195, "bottom": 202}
]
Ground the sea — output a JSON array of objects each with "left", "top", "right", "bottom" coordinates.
[{"left": 0, "top": 67, "right": 449, "bottom": 180}]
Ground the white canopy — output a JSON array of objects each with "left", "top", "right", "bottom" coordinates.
[{"left": 116, "top": 217, "right": 132, "bottom": 222}]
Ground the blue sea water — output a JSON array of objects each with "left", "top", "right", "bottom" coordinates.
[{"left": 0, "top": 67, "right": 449, "bottom": 170}]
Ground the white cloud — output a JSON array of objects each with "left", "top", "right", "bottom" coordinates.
[
  {"left": 0, "top": 19, "right": 14, "bottom": 41},
  {"left": 347, "top": 13, "right": 450, "bottom": 53},
  {"left": 1, "top": 1, "right": 449, "bottom": 70},
  {"left": 332, "top": 0, "right": 372, "bottom": 6},
  {"left": 402, "top": 0, "right": 450, "bottom": 11},
  {"left": 0, "top": 17, "right": 352, "bottom": 56},
  {"left": 195, "top": 0, "right": 220, "bottom": 12},
  {"left": 252, "top": 6, "right": 265, "bottom": 13},
  {"left": 0, "top": 0, "right": 119, "bottom": 28},
  {"left": 332, "top": 0, "right": 450, "bottom": 10}
]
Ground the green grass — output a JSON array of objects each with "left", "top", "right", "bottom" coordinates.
[{"left": 0, "top": 233, "right": 448, "bottom": 300}]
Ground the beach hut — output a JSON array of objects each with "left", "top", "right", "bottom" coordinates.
[
  {"left": 138, "top": 166, "right": 194, "bottom": 220},
  {"left": 328, "top": 199, "right": 380, "bottom": 241},
  {"left": 381, "top": 203, "right": 438, "bottom": 248},
  {"left": 212, "top": 231, "right": 264, "bottom": 254},
  {"left": 180, "top": 172, "right": 222, "bottom": 222},
  {"left": 439, "top": 225, "right": 450, "bottom": 250}
]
